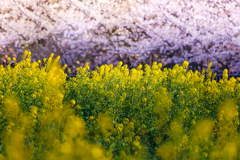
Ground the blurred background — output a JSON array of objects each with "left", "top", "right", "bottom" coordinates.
[{"left": 1, "top": 0, "right": 240, "bottom": 75}]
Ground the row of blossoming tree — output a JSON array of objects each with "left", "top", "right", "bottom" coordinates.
[{"left": 0, "top": 0, "right": 240, "bottom": 73}]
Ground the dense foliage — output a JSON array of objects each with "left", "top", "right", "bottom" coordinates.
[
  {"left": 1, "top": 0, "right": 240, "bottom": 72},
  {"left": 0, "top": 51, "right": 240, "bottom": 159}
]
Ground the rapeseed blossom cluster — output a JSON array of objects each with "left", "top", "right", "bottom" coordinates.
[{"left": 0, "top": 51, "right": 240, "bottom": 159}]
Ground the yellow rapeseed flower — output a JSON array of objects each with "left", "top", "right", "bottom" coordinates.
[{"left": 70, "top": 100, "right": 76, "bottom": 106}]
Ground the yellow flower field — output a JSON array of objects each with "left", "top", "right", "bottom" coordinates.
[{"left": 0, "top": 51, "right": 240, "bottom": 159}]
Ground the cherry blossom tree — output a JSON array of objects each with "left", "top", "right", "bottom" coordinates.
[{"left": 0, "top": 0, "right": 240, "bottom": 73}]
